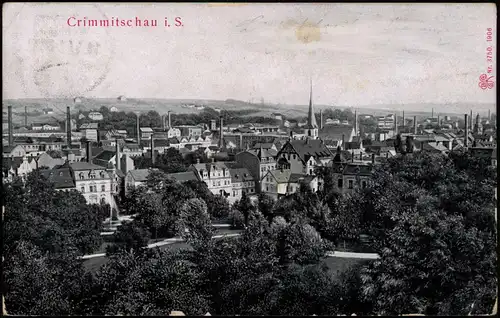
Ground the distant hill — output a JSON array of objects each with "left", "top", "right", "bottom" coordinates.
[{"left": 2, "top": 98, "right": 495, "bottom": 126}]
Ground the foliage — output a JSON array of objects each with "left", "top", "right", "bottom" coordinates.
[
  {"left": 107, "top": 220, "right": 151, "bottom": 254},
  {"left": 229, "top": 208, "right": 245, "bottom": 229},
  {"left": 233, "top": 192, "right": 256, "bottom": 226},
  {"left": 257, "top": 192, "right": 276, "bottom": 223}
]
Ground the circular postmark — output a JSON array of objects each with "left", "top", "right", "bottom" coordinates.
[{"left": 24, "top": 4, "right": 115, "bottom": 98}]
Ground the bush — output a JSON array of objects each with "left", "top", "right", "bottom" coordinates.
[{"left": 229, "top": 209, "right": 245, "bottom": 229}]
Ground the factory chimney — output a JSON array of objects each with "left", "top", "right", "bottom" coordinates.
[
  {"left": 115, "top": 139, "right": 121, "bottom": 172},
  {"left": 488, "top": 109, "right": 491, "bottom": 121},
  {"left": 320, "top": 109, "right": 323, "bottom": 130},
  {"left": 168, "top": 111, "right": 172, "bottom": 130},
  {"left": 24, "top": 106, "right": 28, "bottom": 127},
  {"left": 394, "top": 112, "right": 398, "bottom": 135},
  {"left": 66, "top": 106, "right": 72, "bottom": 149},
  {"left": 413, "top": 116, "right": 417, "bottom": 134},
  {"left": 136, "top": 113, "right": 141, "bottom": 144},
  {"left": 437, "top": 115, "right": 440, "bottom": 127},
  {"left": 86, "top": 141, "right": 92, "bottom": 163},
  {"left": 402, "top": 110, "right": 405, "bottom": 130},
  {"left": 8, "top": 105, "right": 13, "bottom": 146},
  {"left": 151, "top": 138, "right": 156, "bottom": 165},
  {"left": 470, "top": 110, "right": 473, "bottom": 129},
  {"left": 342, "top": 134, "right": 345, "bottom": 150},
  {"left": 464, "top": 114, "right": 469, "bottom": 148},
  {"left": 218, "top": 115, "right": 224, "bottom": 149},
  {"left": 354, "top": 110, "right": 358, "bottom": 137}
]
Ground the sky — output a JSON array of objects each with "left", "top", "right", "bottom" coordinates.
[{"left": 2, "top": 3, "right": 497, "bottom": 111}]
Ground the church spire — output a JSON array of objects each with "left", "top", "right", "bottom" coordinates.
[{"left": 307, "top": 79, "right": 318, "bottom": 129}]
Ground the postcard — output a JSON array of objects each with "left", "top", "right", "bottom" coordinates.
[{"left": 2, "top": 3, "right": 497, "bottom": 316}]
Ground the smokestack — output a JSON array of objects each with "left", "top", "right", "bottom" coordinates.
[
  {"left": 66, "top": 106, "right": 72, "bottom": 149},
  {"left": 24, "top": 106, "right": 27, "bottom": 127},
  {"left": 351, "top": 151, "right": 354, "bottom": 162},
  {"left": 168, "top": 111, "right": 172, "bottom": 130},
  {"left": 437, "top": 115, "right": 440, "bottom": 127},
  {"left": 354, "top": 110, "right": 358, "bottom": 137},
  {"left": 413, "top": 116, "right": 417, "bottom": 134},
  {"left": 342, "top": 134, "right": 345, "bottom": 149},
  {"left": 86, "top": 141, "right": 92, "bottom": 163},
  {"left": 431, "top": 108, "right": 434, "bottom": 118},
  {"left": 239, "top": 133, "right": 243, "bottom": 149},
  {"left": 371, "top": 153, "right": 375, "bottom": 164},
  {"left": 8, "top": 105, "right": 13, "bottom": 146},
  {"left": 488, "top": 109, "right": 491, "bottom": 121},
  {"left": 115, "top": 139, "right": 121, "bottom": 172},
  {"left": 219, "top": 116, "right": 224, "bottom": 148},
  {"left": 470, "top": 110, "right": 473, "bottom": 129},
  {"left": 136, "top": 113, "right": 141, "bottom": 145},
  {"left": 151, "top": 138, "right": 155, "bottom": 165},
  {"left": 162, "top": 115, "right": 166, "bottom": 130},
  {"left": 320, "top": 109, "right": 323, "bottom": 130},
  {"left": 464, "top": 114, "right": 469, "bottom": 148},
  {"left": 394, "top": 112, "right": 398, "bottom": 134},
  {"left": 402, "top": 111, "right": 405, "bottom": 129}
]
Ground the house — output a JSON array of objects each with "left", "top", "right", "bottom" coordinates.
[
  {"left": 79, "top": 123, "right": 99, "bottom": 141},
  {"left": 88, "top": 112, "right": 103, "bottom": 121},
  {"left": 3, "top": 145, "right": 26, "bottom": 158},
  {"left": 39, "top": 166, "right": 76, "bottom": 191},
  {"left": 140, "top": 127, "right": 154, "bottom": 140},
  {"left": 276, "top": 139, "right": 333, "bottom": 175},
  {"left": 261, "top": 168, "right": 318, "bottom": 200},
  {"left": 252, "top": 143, "right": 278, "bottom": 151},
  {"left": 326, "top": 150, "right": 374, "bottom": 194},
  {"left": 176, "top": 125, "right": 203, "bottom": 137},
  {"left": 2, "top": 156, "right": 37, "bottom": 182},
  {"left": 36, "top": 152, "right": 66, "bottom": 169},
  {"left": 42, "top": 108, "right": 54, "bottom": 114},
  {"left": 235, "top": 147, "right": 277, "bottom": 192},
  {"left": 272, "top": 113, "right": 283, "bottom": 121},
  {"left": 318, "top": 125, "right": 356, "bottom": 147},
  {"left": 31, "top": 122, "right": 60, "bottom": 131},
  {"left": 189, "top": 160, "right": 233, "bottom": 198},
  {"left": 470, "top": 147, "right": 497, "bottom": 166},
  {"left": 92, "top": 149, "right": 135, "bottom": 175},
  {"left": 105, "top": 129, "right": 128, "bottom": 140},
  {"left": 125, "top": 168, "right": 157, "bottom": 195},
  {"left": 117, "top": 95, "right": 127, "bottom": 102},
  {"left": 229, "top": 168, "right": 257, "bottom": 202},
  {"left": 69, "top": 161, "right": 119, "bottom": 207},
  {"left": 166, "top": 171, "right": 199, "bottom": 183},
  {"left": 74, "top": 97, "right": 82, "bottom": 103},
  {"left": 110, "top": 106, "right": 119, "bottom": 112},
  {"left": 166, "top": 128, "right": 182, "bottom": 138}
]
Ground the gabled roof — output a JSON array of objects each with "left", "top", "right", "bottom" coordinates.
[
  {"left": 284, "top": 139, "right": 333, "bottom": 163},
  {"left": 266, "top": 169, "right": 292, "bottom": 183},
  {"left": 167, "top": 171, "right": 199, "bottom": 182},
  {"left": 128, "top": 169, "right": 152, "bottom": 182},
  {"left": 80, "top": 123, "right": 99, "bottom": 129},
  {"left": 140, "top": 127, "right": 154, "bottom": 133},
  {"left": 288, "top": 173, "right": 316, "bottom": 184},
  {"left": 229, "top": 168, "right": 255, "bottom": 182},
  {"left": 319, "top": 125, "right": 355, "bottom": 140},
  {"left": 70, "top": 162, "right": 107, "bottom": 171},
  {"left": 247, "top": 148, "right": 277, "bottom": 160},
  {"left": 93, "top": 150, "right": 116, "bottom": 162},
  {"left": 40, "top": 167, "right": 76, "bottom": 189},
  {"left": 252, "top": 143, "right": 275, "bottom": 150},
  {"left": 422, "top": 142, "right": 449, "bottom": 153}
]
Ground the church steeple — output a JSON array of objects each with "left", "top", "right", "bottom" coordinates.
[
  {"left": 307, "top": 79, "right": 318, "bottom": 129},
  {"left": 304, "top": 79, "right": 319, "bottom": 139}
]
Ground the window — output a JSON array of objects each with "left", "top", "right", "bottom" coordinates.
[
  {"left": 338, "top": 178, "right": 343, "bottom": 188},
  {"left": 288, "top": 154, "right": 291, "bottom": 160},
  {"left": 79, "top": 173, "right": 84, "bottom": 180},
  {"left": 250, "top": 189, "right": 254, "bottom": 193},
  {"left": 309, "top": 169, "right": 313, "bottom": 175},
  {"left": 348, "top": 180, "right": 354, "bottom": 189},
  {"left": 101, "top": 185, "right": 105, "bottom": 192},
  {"left": 233, "top": 191, "right": 236, "bottom": 197},
  {"left": 293, "top": 154, "right": 296, "bottom": 160},
  {"left": 59, "top": 172, "right": 63, "bottom": 176},
  {"left": 362, "top": 181, "right": 367, "bottom": 189},
  {"left": 81, "top": 186, "right": 85, "bottom": 193},
  {"left": 266, "top": 186, "right": 269, "bottom": 191}
]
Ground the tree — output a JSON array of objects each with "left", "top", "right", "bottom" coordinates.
[
  {"left": 257, "top": 192, "right": 276, "bottom": 223},
  {"left": 176, "top": 198, "right": 215, "bottom": 248},
  {"left": 107, "top": 220, "right": 151, "bottom": 254},
  {"left": 234, "top": 192, "right": 255, "bottom": 226},
  {"left": 343, "top": 151, "right": 497, "bottom": 315}
]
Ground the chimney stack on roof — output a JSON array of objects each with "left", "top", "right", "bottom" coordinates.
[
  {"left": 371, "top": 153, "right": 375, "bottom": 164},
  {"left": 218, "top": 116, "right": 224, "bottom": 149},
  {"left": 66, "top": 106, "right": 72, "bottom": 149},
  {"left": 136, "top": 112, "right": 141, "bottom": 144},
  {"left": 413, "top": 116, "right": 417, "bottom": 135},
  {"left": 168, "top": 111, "right": 172, "bottom": 130}
]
